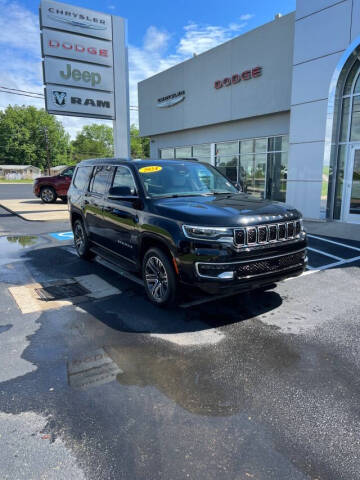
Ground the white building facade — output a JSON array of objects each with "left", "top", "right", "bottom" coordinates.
[{"left": 138, "top": 0, "right": 360, "bottom": 223}]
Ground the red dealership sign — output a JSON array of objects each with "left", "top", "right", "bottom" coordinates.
[{"left": 214, "top": 66, "right": 262, "bottom": 89}]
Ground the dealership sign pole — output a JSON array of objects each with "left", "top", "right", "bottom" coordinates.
[{"left": 39, "top": 0, "right": 130, "bottom": 158}]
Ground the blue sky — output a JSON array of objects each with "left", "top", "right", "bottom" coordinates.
[{"left": 0, "top": 0, "right": 295, "bottom": 137}]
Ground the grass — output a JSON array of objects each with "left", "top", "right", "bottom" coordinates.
[{"left": 0, "top": 179, "right": 34, "bottom": 183}]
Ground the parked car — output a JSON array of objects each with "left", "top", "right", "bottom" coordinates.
[
  {"left": 33, "top": 166, "right": 75, "bottom": 203},
  {"left": 68, "top": 158, "right": 307, "bottom": 306}
]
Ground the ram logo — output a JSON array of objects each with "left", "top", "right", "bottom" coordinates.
[{"left": 53, "top": 91, "right": 67, "bottom": 106}]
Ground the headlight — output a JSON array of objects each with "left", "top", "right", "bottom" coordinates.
[{"left": 182, "top": 225, "right": 234, "bottom": 243}]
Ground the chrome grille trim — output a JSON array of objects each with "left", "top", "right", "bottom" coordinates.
[{"left": 233, "top": 220, "right": 302, "bottom": 248}]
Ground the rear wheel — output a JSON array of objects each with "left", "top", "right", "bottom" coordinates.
[
  {"left": 73, "top": 219, "right": 94, "bottom": 260},
  {"left": 40, "top": 186, "right": 57, "bottom": 203},
  {"left": 142, "top": 248, "right": 177, "bottom": 306}
]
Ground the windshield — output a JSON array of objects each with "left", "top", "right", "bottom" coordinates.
[{"left": 137, "top": 162, "right": 238, "bottom": 198}]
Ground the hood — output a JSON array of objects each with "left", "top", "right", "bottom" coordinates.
[
  {"left": 151, "top": 193, "right": 301, "bottom": 226},
  {"left": 35, "top": 175, "right": 58, "bottom": 181}
]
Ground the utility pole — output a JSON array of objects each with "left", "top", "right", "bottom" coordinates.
[{"left": 43, "top": 127, "right": 51, "bottom": 175}]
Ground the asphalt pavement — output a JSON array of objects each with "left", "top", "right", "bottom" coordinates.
[
  {"left": 0, "top": 183, "right": 34, "bottom": 199},
  {"left": 0, "top": 195, "right": 360, "bottom": 480}
]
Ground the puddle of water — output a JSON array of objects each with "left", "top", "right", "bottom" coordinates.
[{"left": 0, "top": 236, "right": 38, "bottom": 256}]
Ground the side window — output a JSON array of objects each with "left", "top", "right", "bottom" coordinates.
[
  {"left": 112, "top": 166, "right": 137, "bottom": 195},
  {"left": 73, "top": 166, "right": 92, "bottom": 190},
  {"left": 62, "top": 166, "right": 75, "bottom": 177},
  {"left": 89, "top": 166, "right": 111, "bottom": 195}
]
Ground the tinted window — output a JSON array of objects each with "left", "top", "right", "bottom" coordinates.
[
  {"left": 73, "top": 166, "right": 92, "bottom": 190},
  {"left": 112, "top": 166, "right": 137, "bottom": 195},
  {"left": 89, "top": 166, "right": 110, "bottom": 195},
  {"left": 62, "top": 166, "right": 75, "bottom": 177}
]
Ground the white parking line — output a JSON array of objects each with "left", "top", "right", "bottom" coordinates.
[
  {"left": 307, "top": 246, "right": 343, "bottom": 261},
  {"left": 307, "top": 234, "right": 360, "bottom": 252}
]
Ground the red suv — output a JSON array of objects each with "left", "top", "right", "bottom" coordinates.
[{"left": 33, "top": 166, "right": 75, "bottom": 203}]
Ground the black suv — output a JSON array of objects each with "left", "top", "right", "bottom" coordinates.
[{"left": 68, "top": 158, "right": 307, "bottom": 306}]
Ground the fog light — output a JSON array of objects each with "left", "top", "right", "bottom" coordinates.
[{"left": 217, "top": 271, "right": 234, "bottom": 280}]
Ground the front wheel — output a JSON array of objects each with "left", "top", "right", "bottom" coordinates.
[
  {"left": 142, "top": 248, "right": 177, "bottom": 306},
  {"left": 73, "top": 219, "right": 94, "bottom": 260},
  {"left": 40, "top": 186, "right": 57, "bottom": 203}
]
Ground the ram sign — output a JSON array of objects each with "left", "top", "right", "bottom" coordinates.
[{"left": 45, "top": 85, "right": 115, "bottom": 118}]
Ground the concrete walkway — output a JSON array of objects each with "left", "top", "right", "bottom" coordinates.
[{"left": 304, "top": 220, "right": 360, "bottom": 241}]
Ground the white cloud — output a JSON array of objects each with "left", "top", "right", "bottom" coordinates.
[
  {"left": 0, "top": 0, "right": 253, "bottom": 137},
  {"left": 240, "top": 14, "right": 254, "bottom": 21}
]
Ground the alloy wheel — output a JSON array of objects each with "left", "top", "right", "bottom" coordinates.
[
  {"left": 145, "top": 256, "right": 169, "bottom": 301},
  {"left": 74, "top": 223, "right": 85, "bottom": 253},
  {"left": 41, "top": 188, "right": 54, "bottom": 202}
]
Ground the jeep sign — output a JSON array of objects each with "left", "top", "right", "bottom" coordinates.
[
  {"left": 45, "top": 85, "right": 115, "bottom": 119},
  {"left": 40, "top": 0, "right": 112, "bottom": 40},
  {"left": 44, "top": 57, "right": 113, "bottom": 91}
]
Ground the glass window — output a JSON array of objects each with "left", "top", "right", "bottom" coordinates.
[
  {"left": 89, "top": 166, "right": 110, "bottom": 195},
  {"left": 112, "top": 166, "right": 137, "bottom": 195},
  {"left": 61, "top": 166, "right": 75, "bottom": 177},
  {"left": 268, "top": 136, "right": 283, "bottom": 152},
  {"left": 350, "top": 96, "right": 360, "bottom": 141},
  {"left": 215, "top": 141, "right": 239, "bottom": 156},
  {"left": 344, "top": 59, "right": 360, "bottom": 95},
  {"left": 255, "top": 138, "right": 267, "bottom": 153},
  {"left": 240, "top": 140, "right": 253, "bottom": 155},
  {"left": 73, "top": 166, "right": 92, "bottom": 190},
  {"left": 267, "top": 152, "right": 287, "bottom": 202},
  {"left": 215, "top": 156, "right": 238, "bottom": 183},
  {"left": 137, "top": 162, "right": 237, "bottom": 197},
  {"left": 339, "top": 97, "right": 351, "bottom": 142},
  {"left": 193, "top": 144, "right": 211, "bottom": 157},
  {"left": 160, "top": 148, "right": 174, "bottom": 159},
  {"left": 175, "top": 147, "right": 192, "bottom": 158},
  {"left": 334, "top": 145, "right": 346, "bottom": 219}
]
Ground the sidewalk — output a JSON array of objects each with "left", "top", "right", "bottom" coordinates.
[{"left": 304, "top": 220, "right": 360, "bottom": 242}]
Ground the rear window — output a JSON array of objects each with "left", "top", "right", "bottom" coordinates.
[{"left": 73, "top": 166, "right": 92, "bottom": 190}]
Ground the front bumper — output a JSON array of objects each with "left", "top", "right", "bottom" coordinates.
[
  {"left": 33, "top": 183, "right": 40, "bottom": 197},
  {"left": 177, "top": 234, "right": 307, "bottom": 295}
]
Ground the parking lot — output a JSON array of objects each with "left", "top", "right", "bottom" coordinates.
[{"left": 0, "top": 193, "right": 360, "bottom": 480}]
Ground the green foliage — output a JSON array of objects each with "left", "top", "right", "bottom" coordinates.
[
  {"left": 130, "top": 124, "right": 150, "bottom": 159},
  {"left": 71, "top": 123, "right": 150, "bottom": 161},
  {"left": 0, "top": 106, "right": 71, "bottom": 170},
  {"left": 71, "top": 124, "right": 114, "bottom": 162}
]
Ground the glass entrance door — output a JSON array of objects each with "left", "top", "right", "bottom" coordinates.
[{"left": 343, "top": 146, "right": 360, "bottom": 223}]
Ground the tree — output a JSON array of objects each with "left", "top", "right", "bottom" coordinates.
[
  {"left": 130, "top": 124, "right": 150, "bottom": 159},
  {"left": 71, "top": 123, "right": 150, "bottom": 161},
  {"left": 71, "top": 124, "right": 114, "bottom": 162},
  {"left": 0, "top": 106, "right": 71, "bottom": 171}
]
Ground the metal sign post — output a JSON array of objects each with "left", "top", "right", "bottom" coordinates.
[
  {"left": 39, "top": 0, "right": 130, "bottom": 159},
  {"left": 112, "top": 16, "right": 130, "bottom": 159}
]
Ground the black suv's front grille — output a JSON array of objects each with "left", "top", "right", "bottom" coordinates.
[
  {"left": 234, "top": 220, "right": 302, "bottom": 248},
  {"left": 236, "top": 250, "right": 305, "bottom": 278}
]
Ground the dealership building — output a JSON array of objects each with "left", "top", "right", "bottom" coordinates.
[{"left": 138, "top": 0, "right": 360, "bottom": 223}]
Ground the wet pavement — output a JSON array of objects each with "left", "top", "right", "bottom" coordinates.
[{"left": 0, "top": 225, "right": 360, "bottom": 479}]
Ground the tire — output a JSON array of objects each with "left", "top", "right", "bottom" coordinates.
[
  {"left": 40, "top": 186, "right": 57, "bottom": 203},
  {"left": 142, "top": 248, "right": 177, "bottom": 306},
  {"left": 60, "top": 196, "right": 67, "bottom": 203},
  {"left": 73, "top": 219, "right": 95, "bottom": 260}
]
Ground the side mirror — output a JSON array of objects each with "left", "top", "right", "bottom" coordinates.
[{"left": 108, "top": 185, "right": 138, "bottom": 200}]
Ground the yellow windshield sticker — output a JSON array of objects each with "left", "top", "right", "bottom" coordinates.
[{"left": 139, "top": 166, "right": 162, "bottom": 173}]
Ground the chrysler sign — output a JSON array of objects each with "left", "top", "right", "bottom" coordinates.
[
  {"left": 45, "top": 85, "right": 114, "bottom": 119},
  {"left": 157, "top": 90, "right": 185, "bottom": 108},
  {"left": 44, "top": 57, "right": 113, "bottom": 91},
  {"left": 40, "top": 0, "right": 112, "bottom": 40}
]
